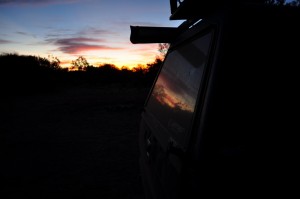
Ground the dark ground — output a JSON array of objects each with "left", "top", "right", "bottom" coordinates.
[{"left": 1, "top": 85, "right": 149, "bottom": 199}]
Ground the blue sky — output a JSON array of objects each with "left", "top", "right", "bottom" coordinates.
[{"left": 0, "top": 0, "right": 183, "bottom": 68}]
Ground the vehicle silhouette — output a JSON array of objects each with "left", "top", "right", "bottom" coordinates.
[{"left": 130, "top": 0, "right": 299, "bottom": 198}]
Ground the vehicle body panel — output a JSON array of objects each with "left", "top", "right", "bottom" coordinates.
[{"left": 134, "top": 2, "right": 299, "bottom": 199}]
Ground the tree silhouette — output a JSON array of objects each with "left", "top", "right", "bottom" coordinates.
[
  {"left": 71, "top": 56, "right": 89, "bottom": 71},
  {"left": 0, "top": 53, "right": 67, "bottom": 96},
  {"left": 0, "top": 52, "right": 167, "bottom": 93},
  {"left": 158, "top": 43, "right": 170, "bottom": 59},
  {"left": 48, "top": 55, "right": 62, "bottom": 70}
]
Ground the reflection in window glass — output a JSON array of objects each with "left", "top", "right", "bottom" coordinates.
[{"left": 146, "top": 31, "right": 212, "bottom": 145}]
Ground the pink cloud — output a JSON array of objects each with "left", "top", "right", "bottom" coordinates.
[
  {"left": 51, "top": 37, "right": 122, "bottom": 54},
  {"left": 0, "top": 39, "right": 12, "bottom": 44}
]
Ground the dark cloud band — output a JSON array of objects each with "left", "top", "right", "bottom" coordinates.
[
  {"left": 0, "top": 39, "right": 12, "bottom": 44},
  {"left": 0, "top": 0, "right": 78, "bottom": 5},
  {"left": 50, "top": 37, "right": 122, "bottom": 54}
]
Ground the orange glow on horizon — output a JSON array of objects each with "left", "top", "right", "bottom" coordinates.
[
  {"left": 11, "top": 42, "right": 162, "bottom": 71},
  {"left": 152, "top": 78, "right": 194, "bottom": 113},
  {"left": 54, "top": 42, "right": 161, "bottom": 70},
  {"left": 60, "top": 59, "right": 151, "bottom": 71},
  {"left": 59, "top": 53, "right": 161, "bottom": 71}
]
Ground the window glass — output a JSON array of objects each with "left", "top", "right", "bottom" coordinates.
[{"left": 146, "top": 31, "right": 212, "bottom": 145}]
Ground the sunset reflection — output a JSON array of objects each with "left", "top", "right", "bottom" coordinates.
[
  {"left": 146, "top": 31, "right": 212, "bottom": 145},
  {"left": 152, "top": 80, "right": 194, "bottom": 112}
]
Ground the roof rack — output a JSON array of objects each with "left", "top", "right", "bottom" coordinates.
[
  {"left": 169, "top": 0, "right": 226, "bottom": 20},
  {"left": 169, "top": 0, "right": 269, "bottom": 20},
  {"left": 130, "top": 26, "right": 180, "bottom": 44},
  {"left": 130, "top": 0, "right": 281, "bottom": 44}
]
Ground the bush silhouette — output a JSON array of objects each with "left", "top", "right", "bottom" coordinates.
[
  {"left": 0, "top": 53, "right": 162, "bottom": 97},
  {"left": 0, "top": 53, "right": 66, "bottom": 96}
]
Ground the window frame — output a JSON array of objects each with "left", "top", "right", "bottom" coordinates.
[{"left": 144, "top": 27, "right": 216, "bottom": 151}]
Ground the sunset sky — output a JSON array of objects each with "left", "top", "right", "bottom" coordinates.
[{"left": 0, "top": 0, "right": 184, "bottom": 69}]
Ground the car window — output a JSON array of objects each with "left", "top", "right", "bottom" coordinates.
[{"left": 146, "top": 30, "right": 213, "bottom": 147}]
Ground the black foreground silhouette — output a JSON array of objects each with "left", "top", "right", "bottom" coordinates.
[
  {"left": 1, "top": 85, "right": 148, "bottom": 199},
  {"left": 0, "top": 54, "right": 161, "bottom": 199}
]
